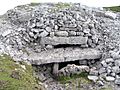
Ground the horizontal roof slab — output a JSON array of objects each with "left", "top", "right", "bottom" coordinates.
[
  {"left": 29, "top": 48, "right": 101, "bottom": 65},
  {"left": 40, "top": 36, "right": 88, "bottom": 45}
]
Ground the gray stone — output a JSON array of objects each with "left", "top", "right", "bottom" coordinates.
[
  {"left": 46, "top": 45, "right": 53, "bottom": 49},
  {"left": 109, "top": 51, "right": 120, "bottom": 59},
  {"left": 79, "top": 60, "right": 87, "bottom": 65},
  {"left": 45, "top": 27, "right": 52, "bottom": 32},
  {"left": 115, "top": 60, "right": 120, "bottom": 66},
  {"left": 89, "top": 70, "right": 99, "bottom": 76},
  {"left": 90, "top": 29, "right": 96, "bottom": 35},
  {"left": 105, "top": 76, "right": 115, "bottom": 81},
  {"left": 29, "top": 32, "right": 34, "bottom": 37},
  {"left": 112, "top": 66, "right": 120, "bottom": 74},
  {"left": 2, "top": 30, "right": 11, "bottom": 37},
  {"left": 101, "top": 60, "right": 108, "bottom": 68},
  {"left": 53, "top": 63, "right": 59, "bottom": 75},
  {"left": 30, "top": 48, "right": 101, "bottom": 64},
  {"left": 39, "top": 31, "right": 49, "bottom": 37},
  {"left": 31, "top": 28, "right": 40, "bottom": 33},
  {"left": 92, "top": 35, "right": 98, "bottom": 44},
  {"left": 115, "top": 78, "right": 120, "bottom": 85},
  {"left": 97, "top": 80, "right": 104, "bottom": 86},
  {"left": 50, "top": 32, "right": 55, "bottom": 37},
  {"left": 40, "top": 36, "right": 88, "bottom": 45},
  {"left": 76, "top": 32, "right": 84, "bottom": 36},
  {"left": 55, "top": 31, "right": 68, "bottom": 37},
  {"left": 69, "top": 31, "right": 76, "bottom": 36},
  {"left": 58, "top": 64, "right": 89, "bottom": 76},
  {"left": 88, "top": 75, "right": 98, "bottom": 82},
  {"left": 99, "top": 68, "right": 106, "bottom": 74},
  {"left": 105, "top": 58, "right": 114, "bottom": 63},
  {"left": 83, "top": 29, "right": 90, "bottom": 34},
  {"left": 54, "top": 25, "right": 58, "bottom": 30}
]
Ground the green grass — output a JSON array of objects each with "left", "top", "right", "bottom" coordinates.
[
  {"left": 57, "top": 72, "right": 91, "bottom": 90},
  {"left": 58, "top": 72, "right": 90, "bottom": 84},
  {"left": 0, "top": 54, "right": 41, "bottom": 90},
  {"left": 104, "top": 6, "right": 120, "bottom": 12}
]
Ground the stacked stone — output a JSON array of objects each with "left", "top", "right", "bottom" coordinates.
[
  {"left": 1, "top": 3, "right": 120, "bottom": 89},
  {"left": 15, "top": 3, "right": 104, "bottom": 50}
]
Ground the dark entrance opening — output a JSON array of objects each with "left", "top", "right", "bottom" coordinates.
[
  {"left": 58, "top": 60, "right": 80, "bottom": 70},
  {"left": 54, "top": 44, "right": 81, "bottom": 48}
]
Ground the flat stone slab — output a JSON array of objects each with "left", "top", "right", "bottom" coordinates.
[
  {"left": 29, "top": 48, "right": 101, "bottom": 65},
  {"left": 40, "top": 36, "right": 88, "bottom": 45}
]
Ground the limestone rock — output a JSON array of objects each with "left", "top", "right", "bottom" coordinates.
[
  {"left": 40, "top": 36, "right": 88, "bottom": 45},
  {"left": 55, "top": 31, "right": 68, "bottom": 37}
]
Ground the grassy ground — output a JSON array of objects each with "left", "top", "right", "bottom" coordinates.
[
  {"left": 0, "top": 54, "right": 43, "bottom": 90},
  {"left": 104, "top": 6, "right": 120, "bottom": 12}
]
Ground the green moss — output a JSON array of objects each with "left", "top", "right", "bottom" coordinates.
[
  {"left": 57, "top": 72, "right": 91, "bottom": 90},
  {"left": 100, "top": 86, "right": 113, "bottom": 90},
  {"left": 0, "top": 54, "right": 41, "bottom": 90},
  {"left": 104, "top": 6, "right": 120, "bottom": 12},
  {"left": 58, "top": 72, "right": 90, "bottom": 84},
  {"left": 29, "top": 3, "right": 40, "bottom": 6},
  {"left": 55, "top": 2, "right": 71, "bottom": 8},
  {"left": 50, "top": 3, "right": 71, "bottom": 13}
]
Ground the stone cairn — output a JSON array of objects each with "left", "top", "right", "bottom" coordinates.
[{"left": 0, "top": 3, "right": 120, "bottom": 86}]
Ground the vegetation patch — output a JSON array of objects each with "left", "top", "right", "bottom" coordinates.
[
  {"left": 0, "top": 54, "right": 42, "bottom": 90},
  {"left": 104, "top": 6, "right": 120, "bottom": 12},
  {"left": 58, "top": 72, "right": 90, "bottom": 84}
]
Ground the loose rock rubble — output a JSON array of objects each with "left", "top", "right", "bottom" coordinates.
[
  {"left": 0, "top": 3, "right": 120, "bottom": 90},
  {"left": 58, "top": 64, "right": 89, "bottom": 76}
]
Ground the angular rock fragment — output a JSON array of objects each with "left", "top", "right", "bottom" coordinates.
[
  {"left": 30, "top": 48, "right": 101, "bottom": 64},
  {"left": 55, "top": 31, "right": 68, "bottom": 37},
  {"left": 40, "top": 36, "right": 88, "bottom": 45}
]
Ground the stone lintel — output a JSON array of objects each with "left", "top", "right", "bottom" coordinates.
[{"left": 40, "top": 36, "right": 88, "bottom": 45}]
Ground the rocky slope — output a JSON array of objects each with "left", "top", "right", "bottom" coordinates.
[{"left": 0, "top": 3, "right": 120, "bottom": 90}]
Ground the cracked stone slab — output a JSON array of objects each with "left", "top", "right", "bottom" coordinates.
[
  {"left": 29, "top": 48, "right": 101, "bottom": 65},
  {"left": 40, "top": 36, "right": 88, "bottom": 45}
]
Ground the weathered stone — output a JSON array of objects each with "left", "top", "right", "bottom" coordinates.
[
  {"left": 69, "top": 31, "right": 76, "bottom": 36},
  {"left": 54, "top": 25, "right": 59, "bottom": 30},
  {"left": 112, "top": 66, "right": 120, "bottom": 74},
  {"left": 105, "top": 58, "right": 114, "bottom": 63},
  {"left": 97, "top": 80, "right": 104, "bottom": 86},
  {"left": 46, "top": 45, "right": 53, "bottom": 49},
  {"left": 109, "top": 51, "right": 120, "bottom": 59},
  {"left": 40, "top": 36, "right": 88, "bottom": 45},
  {"left": 55, "top": 31, "right": 68, "bottom": 37},
  {"left": 115, "top": 60, "right": 120, "bottom": 66},
  {"left": 101, "top": 60, "right": 108, "bottom": 68},
  {"left": 2, "top": 30, "right": 11, "bottom": 37},
  {"left": 30, "top": 48, "right": 101, "bottom": 64},
  {"left": 83, "top": 29, "right": 90, "bottom": 34},
  {"left": 76, "top": 32, "right": 84, "bottom": 36},
  {"left": 58, "top": 64, "right": 89, "bottom": 76},
  {"left": 79, "top": 60, "right": 87, "bottom": 65},
  {"left": 105, "top": 76, "right": 115, "bottom": 81},
  {"left": 115, "top": 78, "right": 120, "bottom": 85},
  {"left": 99, "top": 68, "right": 106, "bottom": 74},
  {"left": 31, "top": 28, "right": 40, "bottom": 33},
  {"left": 39, "top": 31, "right": 49, "bottom": 37},
  {"left": 89, "top": 69, "right": 98, "bottom": 76},
  {"left": 53, "top": 63, "right": 59, "bottom": 75},
  {"left": 88, "top": 75, "right": 98, "bottom": 82},
  {"left": 45, "top": 27, "right": 52, "bottom": 32},
  {"left": 92, "top": 35, "right": 98, "bottom": 44},
  {"left": 29, "top": 32, "right": 34, "bottom": 37}
]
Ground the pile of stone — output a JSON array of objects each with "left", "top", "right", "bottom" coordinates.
[
  {"left": 88, "top": 50, "right": 120, "bottom": 84},
  {"left": 0, "top": 3, "right": 120, "bottom": 89},
  {"left": 58, "top": 64, "right": 89, "bottom": 76}
]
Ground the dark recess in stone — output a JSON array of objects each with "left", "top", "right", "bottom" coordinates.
[
  {"left": 59, "top": 60, "right": 80, "bottom": 70},
  {"left": 54, "top": 44, "right": 81, "bottom": 48}
]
